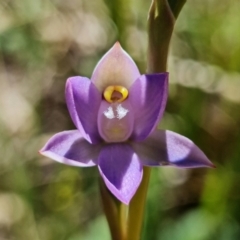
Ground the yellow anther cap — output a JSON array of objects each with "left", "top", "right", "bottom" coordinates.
[{"left": 103, "top": 85, "right": 129, "bottom": 103}]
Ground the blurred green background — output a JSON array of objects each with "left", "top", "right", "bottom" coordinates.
[{"left": 0, "top": 0, "right": 240, "bottom": 239}]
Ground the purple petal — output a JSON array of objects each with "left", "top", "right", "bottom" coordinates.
[
  {"left": 98, "top": 144, "right": 143, "bottom": 204},
  {"left": 40, "top": 130, "right": 102, "bottom": 167},
  {"left": 91, "top": 42, "right": 140, "bottom": 92},
  {"left": 129, "top": 73, "right": 168, "bottom": 141},
  {"left": 97, "top": 100, "right": 134, "bottom": 143},
  {"left": 131, "top": 129, "right": 214, "bottom": 168},
  {"left": 65, "top": 77, "right": 102, "bottom": 144}
]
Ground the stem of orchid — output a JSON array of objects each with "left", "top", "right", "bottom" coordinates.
[
  {"left": 120, "top": 203, "right": 128, "bottom": 239},
  {"left": 100, "top": 1, "right": 186, "bottom": 239},
  {"left": 126, "top": 1, "right": 186, "bottom": 239},
  {"left": 99, "top": 178, "right": 126, "bottom": 240},
  {"left": 147, "top": 0, "right": 174, "bottom": 73},
  {"left": 99, "top": 178, "right": 122, "bottom": 240},
  {"left": 147, "top": 0, "right": 186, "bottom": 72},
  {"left": 126, "top": 167, "right": 151, "bottom": 240},
  {"left": 126, "top": 2, "right": 173, "bottom": 239}
]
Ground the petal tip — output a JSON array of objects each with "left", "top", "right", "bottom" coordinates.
[
  {"left": 65, "top": 76, "right": 79, "bottom": 86},
  {"left": 209, "top": 162, "right": 216, "bottom": 169},
  {"left": 120, "top": 197, "right": 131, "bottom": 205},
  {"left": 110, "top": 41, "right": 127, "bottom": 58},
  {"left": 114, "top": 41, "right": 121, "bottom": 48},
  {"left": 38, "top": 149, "right": 50, "bottom": 160},
  {"left": 38, "top": 148, "right": 45, "bottom": 155}
]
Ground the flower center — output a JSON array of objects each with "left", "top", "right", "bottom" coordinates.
[
  {"left": 103, "top": 85, "right": 128, "bottom": 103},
  {"left": 98, "top": 86, "right": 132, "bottom": 143},
  {"left": 98, "top": 102, "right": 133, "bottom": 143}
]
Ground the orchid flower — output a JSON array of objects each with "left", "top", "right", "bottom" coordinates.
[{"left": 40, "top": 43, "right": 214, "bottom": 205}]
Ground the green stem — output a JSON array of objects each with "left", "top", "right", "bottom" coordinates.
[
  {"left": 100, "top": 1, "right": 186, "bottom": 239},
  {"left": 99, "top": 178, "right": 127, "bottom": 240},
  {"left": 147, "top": 0, "right": 174, "bottom": 73},
  {"left": 120, "top": 203, "right": 128, "bottom": 239},
  {"left": 127, "top": 167, "right": 151, "bottom": 240},
  {"left": 126, "top": 1, "right": 186, "bottom": 239},
  {"left": 125, "top": 2, "right": 174, "bottom": 238}
]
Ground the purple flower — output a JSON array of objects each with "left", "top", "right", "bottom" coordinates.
[{"left": 40, "top": 43, "right": 214, "bottom": 204}]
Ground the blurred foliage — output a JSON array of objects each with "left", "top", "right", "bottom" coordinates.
[{"left": 0, "top": 0, "right": 240, "bottom": 239}]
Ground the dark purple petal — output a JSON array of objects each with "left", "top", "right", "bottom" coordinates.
[
  {"left": 97, "top": 100, "right": 134, "bottom": 143},
  {"left": 91, "top": 42, "right": 140, "bottom": 92},
  {"left": 40, "top": 130, "right": 102, "bottom": 167},
  {"left": 129, "top": 73, "right": 168, "bottom": 141},
  {"left": 65, "top": 77, "right": 102, "bottom": 144},
  {"left": 98, "top": 144, "right": 143, "bottom": 204},
  {"left": 131, "top": 129, "right": 214, "bottom": 168}
]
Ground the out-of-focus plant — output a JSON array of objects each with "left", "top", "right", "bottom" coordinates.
[{"left": 2, "top": 0, "right": 240, "bottom": 239}]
